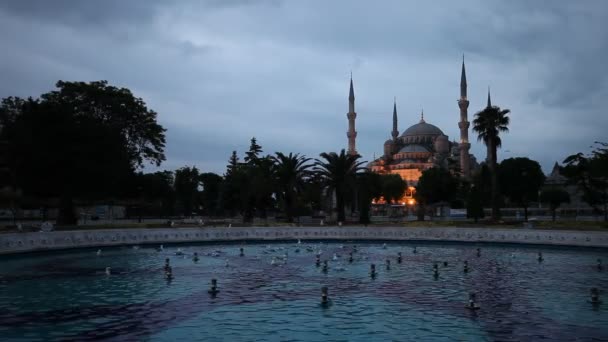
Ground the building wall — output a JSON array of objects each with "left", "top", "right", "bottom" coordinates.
[{"left": 1, "top": 226, "right": 608, "bottom": 255}]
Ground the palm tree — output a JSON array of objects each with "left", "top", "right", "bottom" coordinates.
[
  {"left": 473, "top": 91, "right": 510, "bottom": 221},
  {"left": 314, "top": 149, "right": 366, "bottom": 223},
  {"left": 272, "top": 152, "right": 312, "bottom": 222}
]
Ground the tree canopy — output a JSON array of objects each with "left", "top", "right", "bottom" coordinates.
[
  {"left": 540, "top": 187, "right": 570, "bottom": 221},
  {"left": 0, "top": 81, "right": 166, "bottom": 224},
  {"left": 562, "top": 142, "right": 608, "bottom": 221},
  {"left": 414, "top": 167, "right": 459, "bottom": 220},
  {"left": 174, "top": 166, "right": 201, "bottom": 217},
  {"left": 272, "top": 152, "right": 313, "bottom": 222},
  {"left": 498, "top": 157, "right": 545, "bottom": 221},
  {"left": 315, "top": 149, "right": 365, "bottom": 223},
  {"left": 473, "top": 100, "right": 510, "bottom": 220},
  {"left": 380, "top": 174, "right": 408, "bottom": 204}
]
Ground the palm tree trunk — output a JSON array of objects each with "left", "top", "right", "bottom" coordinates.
[
  {"left": 486, "top": 144, "right": 492, "bottom": 165},
  {"left": 489, "top": 138, "right": 500, "bottom": 221}
]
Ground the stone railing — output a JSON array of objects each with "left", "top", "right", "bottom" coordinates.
[{"left": 1, "top": 226, "right": 607, "bottom": 255}]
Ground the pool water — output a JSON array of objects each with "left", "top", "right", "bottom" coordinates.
[{"left": 0, "top": 241, "right": 607, "bottom": 341}]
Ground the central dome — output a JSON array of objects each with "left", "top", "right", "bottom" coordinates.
[{"left": 400, "top": 120, "right": 444, "bottom": 137}]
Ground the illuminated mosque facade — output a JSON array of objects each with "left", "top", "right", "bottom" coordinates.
[{"left": 345, "top": 59, "right": 479, "bottom": 203}]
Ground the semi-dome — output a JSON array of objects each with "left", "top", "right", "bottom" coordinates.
[
  {"left": 400, "top": 120, "right": 444, "bottom": 138},
  {"left": 398, "top": 144, "right": 430, "bottom": 153},
  {"left": 434, "top": 134, "right": 449, "bottom": 154}
]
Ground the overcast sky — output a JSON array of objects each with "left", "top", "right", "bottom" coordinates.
[{"left": 1, "top": 0, "right": 607, "bottom": 175}]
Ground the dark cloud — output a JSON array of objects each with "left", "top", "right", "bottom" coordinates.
[
  {"left": 0, "top": 0, "right": 164, "bottom": 27},
  {"left": 0, "top": 0, "right": 606, "bottom": 175}
]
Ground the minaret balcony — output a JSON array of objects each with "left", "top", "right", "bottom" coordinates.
[{"left": 458, "top": 121, "right": 470, "bottom": 130}]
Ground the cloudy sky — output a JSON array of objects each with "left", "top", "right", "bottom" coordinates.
[{"left": 1, "top": 0, "right": 606, "bottom": 175}]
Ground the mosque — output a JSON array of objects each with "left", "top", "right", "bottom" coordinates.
[{"left": 345, "top": 59, "right": 478, "bottom": 204}]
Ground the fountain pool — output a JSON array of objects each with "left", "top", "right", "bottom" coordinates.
[{"left": 0, "top": 241, "right": 606, "bottom": 341}]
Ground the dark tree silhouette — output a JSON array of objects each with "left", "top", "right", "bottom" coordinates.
[
  {"left": 272, "top": 152, "right": 312, "bottom": 222},
  {"left": 473, "top": 96, "right": 510, "bottom": 221},
  {"left": 540, "top": 188, "right": 570, "bottom": 221},
  {"left": 314, "top": 149, "right": 365, "bottom": 223},
  {"left": 498, "top": 157, "right": 545, "bottom": 221}
]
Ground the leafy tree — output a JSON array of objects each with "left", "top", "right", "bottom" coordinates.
[
  {"left": 473, "top": 97, "right": 510, "bottom": 221},
  {"left": 357, "top": 171, "right": 383, "bottom": 224},
  {"left": 249, "top": 156, "right": 275, "bottom": 220},
  {"left": 380, "top": 174, "right": 407, "bottom": 204},
  {"left": 130, "top": 171, "right": 175, "bottom": 218},
  {"left": 199, "top": 172, "right": 223, "bottom": 217},
  {"left": 414, "top": 167, "right": 458, "bottom": 221},
  {"left": 315, "top": 149, "right": 365, "bottom": 223},
  {"left": 563, "top": 142, "right": 608, "bottom": 221},
  {"left": 4, "top": 99, "right": 132, "bottom": 224},
  {"left": 174, "top": 166, "right": 201, "bottom": 217},
  {"left": 41, "top": 81, "right": 166, "bottom": 167},
  {"left": 1, "top": 81, "right": 166, "bottom": 224},
  {"left": 300, "top": 173, "right": 325, "bottom": 214},
  {"left": 272, "top": 152, "right": 312, "bottom": 222},
  {"left": 0, "top": 97, "right": 27, "bottom": 128},
  {"left": 498, "top": 157, "right": 545, "bottom": 221},
  {"left": 222, "top": 139, "right": 276, "bottom": 223},
  {"left": 540, "top": 188, "right": 570, "bottom": 221},
  {"left": 0, "top": 116, "right": 19, "bottom": 223}
]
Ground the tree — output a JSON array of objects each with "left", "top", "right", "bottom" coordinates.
[
  {"left": 244, "top": 137, "right": 262, "bottom": 164},
  {"left": 357, "top": 171, "right": 383, "bottom": 224},
  {"left": 380, "top": 174, "right": 407, "bottom": 204},
  {"left": 563, "top": 142, "right": 608, "bottom": 221},
  {"left": 300, "top": 173, "right": 325, "bottom": 214},
  {"left": 0, "top": 103, "right": 19, "bottom": 223},
  {"left": 41, "top": 81, "right": 166, "bottom": 168},
  {"left": 315, "top": 149, "right": 365, "bottom": 223},
  {"left": 498, "top": 157, "right": 545, "bottom": 221},
  {"left": 1, "top": 81, "right": 166, "bottom": 224},
  {"left": 466, "top": 185, "right": 485, "bottom": 223},
  {"left": 174, "top": 166, "right": 201, "bottom": 217},
  {"left": 473, "top": 98, "right": 510, "bottom": 221},
  {"left": 221, "top": 151, "right": 242, "bottom": 217},
  {"left": 129, "top": 171, "right": 175, "bottom": 218},
  {"left": 226, "top": 151, "right": 239, "bottom": 178},
  {"left": 540, "top": 188, "right": 570, "bottom": 221},
  {"left": 4, "top": 99, "right": 133, "bottom": 224},
  {"left": 249, "top": 156, "right": 275, "bottom": 220},
  {"left": 222, "top": 139, "right": 275, "bottom": 223},
  {"left": 414, "top": 167, "right": 458, "bottom": 221},
  {"left": 0, "top": 97, "right": 27, "bottom": 128},
  {"left": 272, "top": 152, "right": 312, "bottom": 222},
  {"left": 199, "top": 172, "right": 223, "bottom": 217}
]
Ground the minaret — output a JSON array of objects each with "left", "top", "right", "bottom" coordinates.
[
  {"left": 346, "top": 74, "right": 358, "bottom": 156},
  {"left": 391, "top": 97, "right": 399, "bottom": 140},
  {"left": 458, "top": 56, "right": 471, "bottom": 178},
  {"left": 487, "top": 86, "right": 492, "bottom": 107}
]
